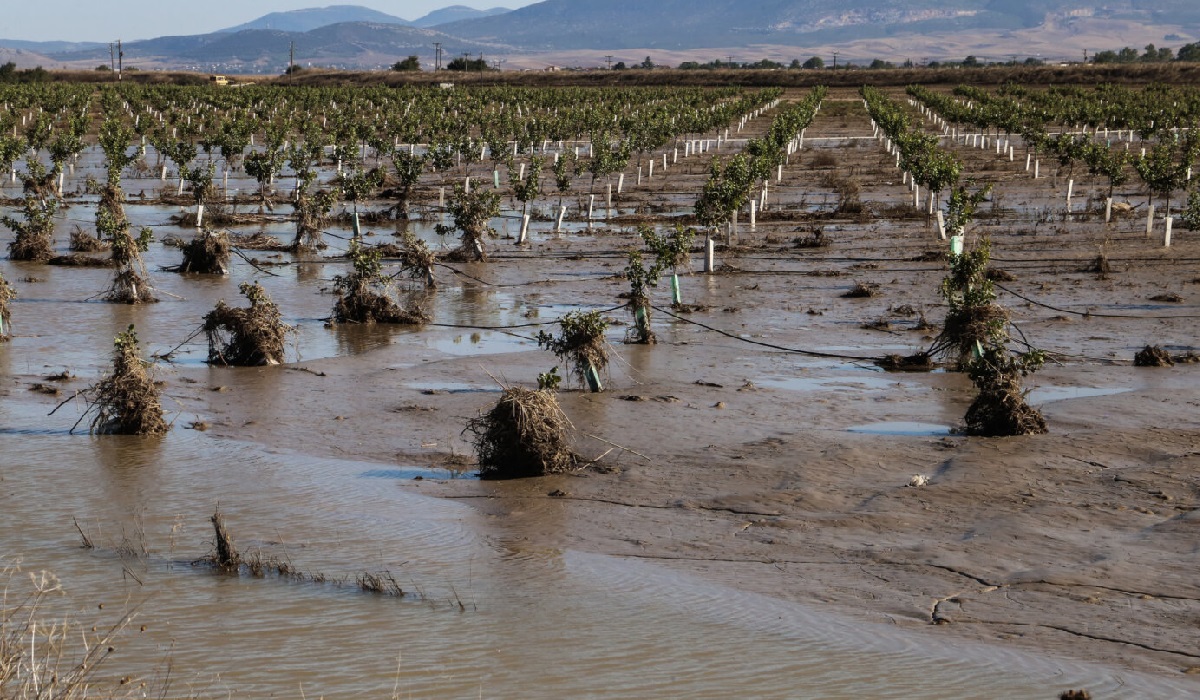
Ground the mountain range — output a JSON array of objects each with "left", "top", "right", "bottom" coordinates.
[{"left": 1, "top": 1, "right": 1197, "bottom": 72}]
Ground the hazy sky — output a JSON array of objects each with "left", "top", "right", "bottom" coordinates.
[{"left": 3, "top": 1, "right": 538, "bottom": 43}]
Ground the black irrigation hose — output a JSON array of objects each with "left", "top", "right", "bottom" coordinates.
[
  {"left": 993, "top": 282, "right": 1200, "bottom": 320},
  {"left": 651, "top": 304, "right": 881, "bottom": 362}
]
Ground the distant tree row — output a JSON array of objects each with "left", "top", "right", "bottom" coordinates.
[
  {"left": 0, "top": 62, "right": 49, "bottom": 83},
  {"left": 1094, "top": 43, "right": 1200, "bottom": 64}
]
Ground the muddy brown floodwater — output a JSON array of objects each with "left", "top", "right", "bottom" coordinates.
[{"left": 1, "top": 88, "right": 1199, "bottom": 697}]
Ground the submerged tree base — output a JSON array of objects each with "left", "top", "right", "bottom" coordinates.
[
  {"left": 106, "top": 271, "right": 158, "bottom": 304},
  {"left": 333, "top": 289, "right": 426, "bottom": 324},
  {"left": 87, "top": 325, "right": 168, "bottom": 435},
  {"left": 205, "top": 282, "right": 290, "bottom": 365},
  {"left": 466, "top": 386, "right": 576, "bottom": 479},
  {"left": 962, "top": 387, "right": 1048, "bottom": 437},
  {"left": 179, "top": 230, "right": 231, "bottom": 274}
]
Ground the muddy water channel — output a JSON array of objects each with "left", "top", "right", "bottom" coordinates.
[
  {"left": 0, "top": 206, "right": 1185, "bottom": 697},
  {"left": 4, "top": 90, "right": 1200, "bottom": 696}
]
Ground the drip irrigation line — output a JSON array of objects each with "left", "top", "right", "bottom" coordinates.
[
  {"left": 993, "top": 282, "right": 1200, "bottom": 320},
  {"left": 651, "top": 304, "right": 881, "bottom": 361},
  {"left": 232, "top": 247, "right": 286, "bottom": 277}
]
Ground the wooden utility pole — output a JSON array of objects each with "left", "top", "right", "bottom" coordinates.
[
  {"left": 433, "top": 42, "right": 442, "bottom": 70},
  {"left": 117, "top": 39, "right": 123, "bottom": 80}
]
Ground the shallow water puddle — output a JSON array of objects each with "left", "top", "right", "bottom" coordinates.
[
  {"left": 846, "top": 421, "right": 953, "bottom": 436},
  {"left": 756, "top": 374, "right": 914, "bottom": 392},
  {"left": 1026, "top": 385, "right": 1131, "bottom": 404}
]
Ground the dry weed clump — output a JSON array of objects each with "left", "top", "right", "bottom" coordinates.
[
  {"left": 842, "top": 281, "right": 880, "bottom": 298},
  {"left": 85, "top": 325, "right": 168, "bottom": 435},
  {"left": 0, "top": 563, "right": 147, "bottom": 699},
  {"left": 204, "top": 282, "right": 291, "bottom": 365},
  {"left": 466, "top": 386, "right": 576, "bottom": 479},
  {"left": 178, "top": 230, "right": 231, "bottom": 274},
  {"left": 1134, "top": 345, "right": 1173, "bottom": 367},
  {"left": 0, "top": 273, "right": 14, "bottom": 341},
  {"left": 333, "top": 242, "right": 426, "bottom": 325},
  {"left": 69, "top": 225, "right": 109, "bottom": 252}
]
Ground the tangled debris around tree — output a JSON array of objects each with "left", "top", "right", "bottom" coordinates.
[
  {"left": 437, "top": 184, "right": 500, "bottom": 262},
  {"left": 204, "top": 282, "right": 291, "bottom": 365},
  {"left": 100, "top": 184, "right": 157, "bottom": 304},
  {"left": 961, "top": 347, "right": 1048, "bottom": 437},
  {"left": 3, "top": 162, "right": 58, "bottom": 262},
  {"left": 933, "top": 187, "right": 1047, "bottom": 437},
  {"left": 178, "top": 230, "right": 231, "bottom": 274},
  {"left": 84, "top": 325, "right": 168, "bottom": 435},
  {"left": 1134, "top": 344, "right": 1174, "bottom": 367},
  {"left": 466, "top": 386, "right": 576, "bottom": 479},
  {"left": 537, "top": 310, "right": 610, "bottom": 392},
  {"left": 624, "top": 249, "right": 658, "bottom": 344},
  {"left": 332, "top": 240, "right": 426, "bottom": 324},
  {"left": 394, "top": 229, "right": 438, "bottom": 288}
]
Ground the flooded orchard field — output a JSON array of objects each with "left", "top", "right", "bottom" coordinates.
[{"left": 2, "top": 83, "right": 1199, "bottom": 697}]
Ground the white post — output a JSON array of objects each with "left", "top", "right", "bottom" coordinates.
[
  {"left": 556, "top": 205, "right": 567, "bottom": 231},
  {"left": 1105, "top": 197, "right": 1113, "bottom": 223},
  {"left": 195, "top": 203, "right": 204, "bottom": 229},
  {"left": 587, "top": 194, "right": 594, "bottom": 222},
  {"left": 750, "top": 200, "right": 756, "bottom": 231},
  {"left": 464, "top": 176, "right": 471, "bottom": 193},
  {"left": 776, "top": 164, "right": 782, "bottom": 183},
  {"left": 637, "top": 166, "right": 642, "bottom": 186},
  {"left": 439, "top": 187, "right": 445, "bottom": 208},
  {"left": 937, "top": 210, "right": 946, "bottom": 240},
  {"left": 704, "top": 237, "right": 715, "bottom": 273},
  {"left": 648, "top": 160, "right": 654, "bottom": 179},
  {"left": 617, "top": 173, "right": 624, "bottom": 194},
  {"left": 1034, "top": 160, "right": 1039, "bottom": 179},
  {"left": 1066, "top": 179, "right": 1074, "bottom": 210},
  {"left": 1146, "top": 204, "right": 1156, "bottom": 236},
  {"left": 1164, "top": 216, "right": 1174, "bottom": 247},
  {"left": 518, "top": 214, "right": 530, "bottom": 244}
]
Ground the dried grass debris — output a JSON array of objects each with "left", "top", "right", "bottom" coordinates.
[
  {"left": 204, "top": 282, "right": 291, "bottom": 365},
  {"left": 466, "top": 386, "right": 576, "bottom": 479}
]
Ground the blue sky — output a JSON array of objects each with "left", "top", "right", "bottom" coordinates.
[{"left": 3, "top": 1, "right": 536, "bottom": 43}]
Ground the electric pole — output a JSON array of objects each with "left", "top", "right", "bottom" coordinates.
[
  {"left": 117, "top": 39, "right": 123, "bottom": 81},
  {"left": 433, "top": 42, "right": 442, "bottom": 71},
  {"left": 605, "top": 55, "right": 612, "bottom": 70},
  {"left": 832, "top": 51, "right": 839, "bottom": 70}
]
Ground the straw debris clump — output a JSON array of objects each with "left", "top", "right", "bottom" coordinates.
[
  {"left": 466, "top": 386, "right": 576, "bottom": 479},
  {"left": 86, "top": 325, "right": 168, "bottom": 435},
  {"left": 204, "top": 282, "right": 291, "bottom": 365}
]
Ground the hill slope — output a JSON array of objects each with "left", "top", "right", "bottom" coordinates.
[
  {"left": 220, "top": 5, "right": 410, "bottom": 33},
  {"left": 437, "top": 0, "right": 1200, "bottom": 50}
]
